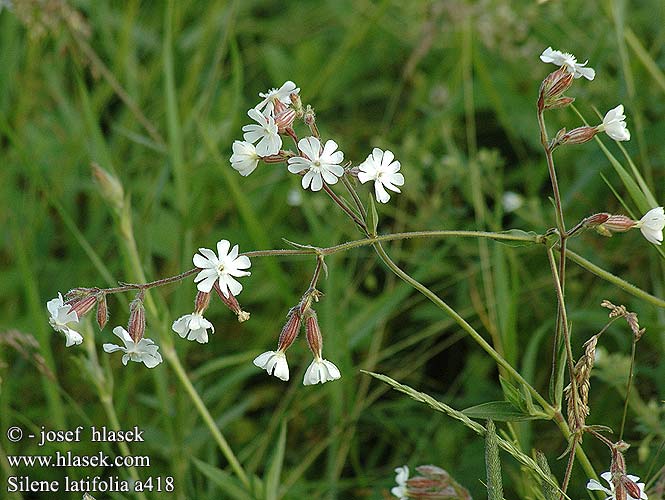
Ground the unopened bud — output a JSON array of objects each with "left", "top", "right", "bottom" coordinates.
[
  {"left": 91, "top": 162, "right": 124, "bottom": 213},
  {"left": 546, "top": 96, "right": 575, "bottom": 110},
  {"left": 96, "top": 294, "right": 109, "bottom": 329},
  {"left": 621, "top": 476, "right": 643, "bottom": 500},
  {"left": 128, "top": 297, "right": 146, "bottom": 342},
  {"left": 272, "top": 98, "right": 287, "bottom": 116},
  {"left": 559, "top": 126, "right": 598, "bottom": 146},
  {"left": 290, "top": 92, "right": 303, "bottom": 117},
  {"left": 277, "top": 308, "right": 301, "bottom": 352},
  {"left": 275, "top": 108, "right": 296, "bottom": 133},
  {"left": 303, "top": 105, "right": 316, "bottom": 128},
  {"left": 66, "top": 292, "right": 99, "bottom": 318},
  {"left": 539, "top": 67, "right": 575, "bottom": 111},
  {"left": 304, "top": 310, "right": 323, "bottom": 359},
  {"left": 213, "top": 283, "right": 250, "bottom": 322}
]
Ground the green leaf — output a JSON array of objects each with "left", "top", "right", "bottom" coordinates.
[
  {"left": 265, "top": 420, "right": 287, "bottom": 500},
  {"left": 499, "top": 376, "right": 526, "bottom": 411},
  {"left": 192, "top": 458, "right": 254, "bottom": 500},
  {"left": 367, "top": 194, "right": 379, "bottom": 236},
  {"left": 491, "top": 229, "right": 539, "bottom": 247},
  {"left": 462, "top": 401, "right": 547, "bottom": 422}
]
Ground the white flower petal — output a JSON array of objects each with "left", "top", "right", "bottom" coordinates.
[
  {"left": 196, "top": 275, "right": 218, "bottom": 293},
  {"left": 253, "top": 351, "right": 289, "bottom": 381}
]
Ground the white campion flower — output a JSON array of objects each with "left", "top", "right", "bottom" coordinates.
[
  {"left": 47, "top": 293, "right": 83, "bottom": 347},
  {"left": 253, "top": 350, "right": 289, "bottom": 381},
  {"left": 303, "top": 358, "right": 341, "bottom": 386},
  {"left": 242, "top": 108, "right": 282, "bottom": 156},
  {"left": 598, "top": 105, "right": 631, "bottom": 141},
  {"left": 636, "top": 207, "right": 665, "bottom": 245},
  {"left": 287, "top": 136, "right": 344, "bottom": 191},
  {"left": 103, "top": 326, "right": 163, "bottom": 368},
  {"left": 587, "top": 471, "right": 648, "bottom": 500},
  {"left": 357, "top": 148, "right": 405, "bottom": 203},
  {"left": 230, "top": 140, "right": 260, "bottom": 176},
  {"left": 193, "top": 239, "right": 251, "bottom": 297},
  {"left": 391, "top": 465, "right": 409, "bottom": 500},
  {"left": 172, "top": 312, "right": 215, "bottom": 343},
  {"left": 255, "top": 80, "right": 299, "bottom": 117},
  {"left": 540, "top": 46, "right": 596, "bottom": 80},
  {"left": 502, "top": 191, "right": 524, "bottom": 213}
]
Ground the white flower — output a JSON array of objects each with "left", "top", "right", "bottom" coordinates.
[
  {"left": 47, "top": 293, "right": 83, "bottom": 347},
  {"left": 230, "top": 140, "right": 260, "bottom": 176},
  {"left": 242, "top": 108, "right": 282, "bottom": 156},
  {"left": 540, "top": 47, "right": 596, "bottom": 80},
  {"left": 502, "top": 191, "right": 524, "bottom": 212},
  {"left": 357, "top": 148, "right": 405, "bottom": 203},
  {"left": 287, "top": 137, "right": 344, "bottom": 191},
  {"left": 103, "top": 326, "right": 163, "bottom": 368},
  {"left": 391, "top": 465, "right": 409, "bottom": 500},
  {"left": 587, "top": 471, "right": 648, "bottom": 500},
  {"left": 193, "top": 239, "right": 251, "bottom": 296},
  {"left": 253, "top": 350, "right": 289, "bottom": 381},
  {"left": 255, "top": 81, "right": 299, "bottom": 117},
  {"left": 172, "top": 312, "right": 215, "bottom": 343},
  {"left": 636, "top": 207, "right": 665, "bottom": 245},
  {"left": 303, "top": 358, "right": 341, "bottom": 385},
  {"left": 599, "top": 105, "right": 631, "bottom": 141}
]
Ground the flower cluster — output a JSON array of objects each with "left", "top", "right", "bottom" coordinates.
[
  {"left": 253, "top": 305, "right": 341, "bottom": 385},
  {"left": 587, "top": 472, "right": 648, "bottom": 500},
  {"left": 540, "top": 47, "right": 630, "bottom": 143},
  {"left": 228, "top": 80, "right": 405, "bottom": 204}
]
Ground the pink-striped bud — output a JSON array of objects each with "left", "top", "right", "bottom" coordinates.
[
  {"left": 96, "top": 294, "right": 109, "bottom": 329},
  {"left": 213, "top": 283, "right": 250, "bottom": 322},
  {"left": 621, "top": 476, "right": 643, "bottom": 500},
  {"left": 67, "top": 294, "right": 98, "bottom": 318},
  {"left": 602, "top": 215, "right": 637, "bottom": 232},
  {"left": 304, "top": 310, "right": 323, "bottom": 359},
  {"left": 275, "top": 108, "right": 296, "bottom": 133},
  {"left": 194, "top": 291, "right": 211, "bottom": 314},
  {"left": 277, "top": 309, "right": 301, "bottom": 352},
  {"left": 128, "top": 297, "right": 146, "bottom": 343},
  {"left": 539, "top": 67, "right": 575, "bottom": 112},
  {"left": 560, "top": 126, "right": 598, "bottom": 146},
  {"left": 272, "top": 98, "right": 288, "bottom": 116}
]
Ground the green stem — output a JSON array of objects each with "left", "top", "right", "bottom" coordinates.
[
  {"left": 371, "top": 241, "right": 550, "bottom": 410},
  {"left": 162, "top": 346, "right": 251, "bottom": 489}
]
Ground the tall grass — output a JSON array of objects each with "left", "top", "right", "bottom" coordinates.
[{"left": 1, "top": 1, "right": 664, "bottom": 499}]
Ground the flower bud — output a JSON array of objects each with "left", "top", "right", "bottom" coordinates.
[
  {"left": 304, "top": 310, "right": 323, "bottom": 359},
  {"left": 213, "top": 282, "right": 250, "bottom": 322},
  {"left": 602, "top": 215, "right": 637, "bottom": 233},
  {"left": 272, "top": 98, "right": 288, "bottom": 116},
  {"left": 70, "top": 294, "right": 98, "bottom": 317},
  {"left": 303, "top": 105, "right": 316, "bottom": 128},
  {"left": 621, "top": 476, "right": 643, "bottom": 500},
  {"left": 277, "top": 308, "right": 301, "bottom": 352},
  {"left": 290, "top": 92, "right": 303, "bottom": 117},
  {"left": 539, "top": 67, "right": 575, "bottom": 111},
  {"left": 128, "top": 297, "right": 146, "bottom": 342},
  {"left": 559, "top": 126, "right": 598, "bottom": 146},
  {"left": 96, "top": 293, "right": 109, "bottom": 329},
  {"left": 91, "top": 162, "right": 124, "bottom": 213},
  {"left": 275, "top": 108, "right": 296, "bottom": 133}
]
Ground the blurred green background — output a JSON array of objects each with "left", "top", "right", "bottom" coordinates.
[{"left": 1, "top": 0, "right": 664, "bottom": 498}]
